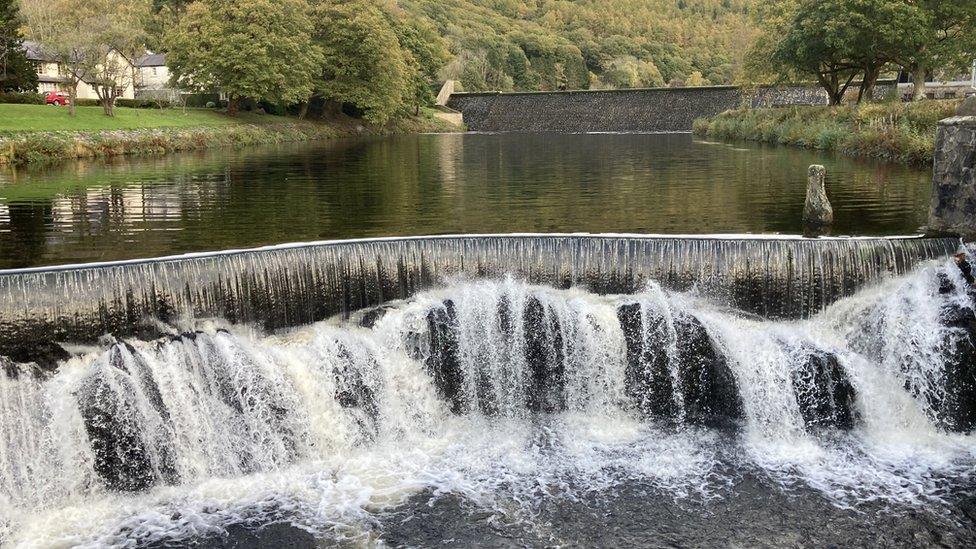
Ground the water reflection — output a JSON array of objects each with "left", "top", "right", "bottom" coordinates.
[{"left": 0, "top": 133, "right": 931, "bottom": 269}]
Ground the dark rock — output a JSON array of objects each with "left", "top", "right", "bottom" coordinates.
[
  {"left": 332, "top": 343, "right": 380, "bottom": 440},
  {"left": 617, "top": 303, "right": 743, "bottom": 428},
  {"left": 790, "top": 350, "right": 859, "bottom": 430},
  {"left": 937, "top": 301, "right": 976, "bottom": 432},
  {"left": 424, "top": 300, "right": 466, "bottom": 414},
  {"left": 522, "top": 297, "right": 566, "bottom": 413},
  {"left": 358, "top": 305, "right": 394, "bottom": 329},
  {"left": 77, "top": 343, "right": 179, "bottom": 491},
  {"left": 617, "top": 303, "right": 678, "bottom": 418},
  {"left": 1, "top": 341, "right": 71, "bottom": 377}
]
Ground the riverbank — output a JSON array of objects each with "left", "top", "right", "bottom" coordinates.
[
  {"left": 0, "top": 105, "right": 461, "bottom": 165},
  {"left": 692, "top": 100, "right": 962, "bottom": 165}
]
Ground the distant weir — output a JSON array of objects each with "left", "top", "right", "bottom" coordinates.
[{"left": 0, "top": 234, "right": 961, "bottom": 350}]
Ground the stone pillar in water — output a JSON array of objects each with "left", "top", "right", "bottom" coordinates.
[
  {"left": 930, "top": 97, "right": 976, "bottom": 240},
  {"left": 803, "top": 164, "right": 833, "bottom": 235}
]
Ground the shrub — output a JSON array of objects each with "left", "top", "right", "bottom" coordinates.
[
  {"left": 115, "top": 98, "right": 173, "bottom": 109},
  {"left": 0, "top": 91, "right": 44, "bottom": 104},
  {"left": 692, "top": 99, "right": 963, "bottom": 165}
]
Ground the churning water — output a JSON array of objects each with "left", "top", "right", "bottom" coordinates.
[{"left": 1, "top": 248, "right": 974, "bottom": 547}]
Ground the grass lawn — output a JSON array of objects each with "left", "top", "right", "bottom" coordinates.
[{"left": 0, "top": 103, "right": 284, "bottom": 133}]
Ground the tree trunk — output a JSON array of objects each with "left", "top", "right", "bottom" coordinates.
[
  {"left": 911, "top": 65, "right": 927, "bottom": 101},
  {"left": 101, "top": 96, "right": 114, "bottom": 117},
  {"left": 858, "top": 66, "right": 880, "bottom": 104},
  {"left": 298, "top": 100, "right": 309, "bottom": 120},
  {"left": 227, "top": 95, "right": 239, "bottom": 116},
  {"left": 67, "top": 81, "right": 77, "bottom": 117}
]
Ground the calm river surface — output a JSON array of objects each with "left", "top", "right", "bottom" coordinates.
[{"left": 0, "top": 132, "right": 931, "bottom": 269}]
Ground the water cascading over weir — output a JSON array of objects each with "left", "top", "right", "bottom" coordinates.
[{"left": 2, "top": 234, "right": 975, "bottom": 545}]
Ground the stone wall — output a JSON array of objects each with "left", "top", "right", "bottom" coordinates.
[
  {"left": 447, "top": 82, "right": 898, "bottom": 132},
  {"left": 448, "top": 87, "right": 743, "bottom": 132},
  {"left": 930, "top": 116, "right": 976, "bottom": 239}
]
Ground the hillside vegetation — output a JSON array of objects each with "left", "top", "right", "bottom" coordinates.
[
  {"left": 693, "top": 100, "right": 963, "bottom": 165},
  {"left": 401, "top": 0, "right": 760, "bottom": 92}
]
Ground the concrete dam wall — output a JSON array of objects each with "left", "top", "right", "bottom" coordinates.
[
  {"left": 447, "top": 83, "right": 897, "bottom": 132},
  {"left": 0, "top": 234, "right": 959, "bottom": 353}
]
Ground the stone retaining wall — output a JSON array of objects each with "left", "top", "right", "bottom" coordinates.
[{"left": 930, "top": 116, "right": 976, "bottom": 239}]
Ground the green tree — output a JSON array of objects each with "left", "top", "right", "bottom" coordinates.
[
  {"left": 165, "top": 0, "right": 321, "bottom": 115},
  {"left": 0, "top": 0, "right": 37, "bottom": 92},
  {"left": 0, "top": 0, "right": 37, "bottom": 93},
  {"left": 390, "top": 12, "right": 451, "bottom": 114},
  {"left": 896, "top": 1, "right": 976, "bottom": 100},
  {"left": 758, "top": 0, "right": 861, "bottom": 104},
  {"left": 310, "top": 0, "right": 411, "bottom": 124}
]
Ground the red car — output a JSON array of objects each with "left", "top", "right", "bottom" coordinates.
[{"left": 45, "top": 91, "right": 70, "bottom": 106}]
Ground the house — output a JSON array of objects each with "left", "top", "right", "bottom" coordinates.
[
  {"left": 23, "top": 41, "right": 135, "bottom": 100},
  {"left": 135, "top": 53, "right": 178, "bottom": 101}
]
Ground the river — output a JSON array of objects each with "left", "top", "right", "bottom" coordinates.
[{"left": 0, "top": 132, "right": 931, "bottom": 269}]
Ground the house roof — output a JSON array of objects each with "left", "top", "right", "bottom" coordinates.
[
  {"left": 23, "top": 41, "right": 56, "bottom": 63},
  {"left": 136, "top": 53, "right": 166, "bottom": 67}
]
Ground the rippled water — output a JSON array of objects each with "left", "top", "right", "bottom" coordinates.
[{"left": 0, "top": 133, "right": 932, "bottom": 269}]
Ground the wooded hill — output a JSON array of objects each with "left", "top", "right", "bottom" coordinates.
[{"left": 399, "top": 0, "right": 760, "bottom": 91}]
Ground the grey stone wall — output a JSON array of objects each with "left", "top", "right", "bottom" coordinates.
[
  {"left": 448, "top": 87, "right": 743, "bottom": 132},
  {"left": 930, "top": 116, "right": 976, "bottom": 239},
  {"left": 448, "top": 83, "right": 898, "bottom": 132}
]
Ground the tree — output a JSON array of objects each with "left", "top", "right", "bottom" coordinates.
[
  {"left": 165, "top": 0, "right": 321, "bottom": 115},
  {"left": 896, "top": 1, "right": 976, "bottom": 101},
  {"left": 390, "top": 12, "right": 451, "bottom": 114},
  {"left": 762, "top": 0, "right": 860, "bottom": 105},
  {"left": 310, "top": 0, "right": 411, "bottom": 124},
  {"left": 20, "top": 0, "right": 96, "bottom": 115},
  {"left": 82, "top": 0, "right": 151, "bottom": 116},
  {"left": 0, "top": 0, "right": 37, "bottom": 93},
  {"left": 20, "top": 0, "right": 151, "bottom": 116}
]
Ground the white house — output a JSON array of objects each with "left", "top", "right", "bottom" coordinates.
[
  {"left": 135, "top": 53, "right": 178, "bottom": 101},
  {"left": 23, "top": 41, "right": 135, "bottom": 100}
]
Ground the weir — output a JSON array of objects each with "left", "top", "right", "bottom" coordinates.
[
  {"left": 0, "top": 234, "right": 960, "bottom": 352},
  {"left": 1, "top": 235, "right": 975, "bottom": 545}
]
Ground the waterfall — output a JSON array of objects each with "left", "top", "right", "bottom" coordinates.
[
  {"left": 1, "top": 246, "right": 974, "bottom": 547},
  {"left": 0, "top": 234, "right": 959, "bottom": 354}
]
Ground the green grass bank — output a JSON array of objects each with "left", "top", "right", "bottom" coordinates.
[
  {"left": 692, "top": 100, "right": 963, "bottom": 166},
  {"left": 0, "top": 104, "right": 461, "bottom": 165}
]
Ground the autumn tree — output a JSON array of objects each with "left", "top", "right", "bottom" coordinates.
[
  {"left": 20, "top": 0, "right": 94, "bottom": 115},
  {"left": 165, "top": 0, "right": 321, "bottom": 115},
  {"left": 390, "top": 12, "right": 451, "bottom": 114},
  {"left": 0, "top": 0, "right": 37, "bottom": 93},
  {"left": 310, "top": 0, "right": 411, "bottom": 124}
]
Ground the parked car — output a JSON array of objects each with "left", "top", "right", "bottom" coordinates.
[{"left": 44, "top": 91, "right": 70, "bottom": 106}]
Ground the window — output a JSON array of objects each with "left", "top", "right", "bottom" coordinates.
[
  {"left": 35, "top": 63, "right": 44, "bottom": 75},
  {"left": 151, "top": 67, "right": 157, "bottom": 76},
  {"left": 114, "top": 86, "right": 125, "bottom": 97}
]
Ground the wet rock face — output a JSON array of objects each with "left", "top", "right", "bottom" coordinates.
[
  {"left": 790, "top": 350, "right": 859, "bottom": 430},
  {"left": 78, "top": 343, "right": 176, "bottom": 492},
  {"left": 1, "top": 341, "right": 70, "bottom": 378},
  {"left": 522, "top": 297, "right": 566, "bottom": 413},
  {"left": 617, "top": 304, "right": 743, "bottom": 428},
  {"left": 424, "top": 300, "right": 465, "bottom": 414},
  {"left": 939, "top": 296, "right": 976, "bottom": 433}
]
